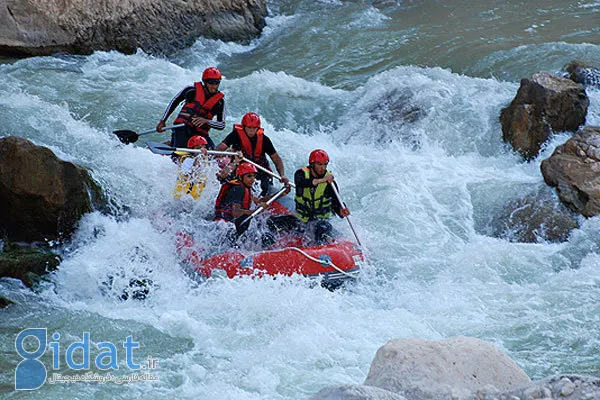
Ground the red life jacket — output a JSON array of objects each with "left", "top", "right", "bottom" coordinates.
[
  {"left": 174, "top": 82, "right": 224, "bottom": 136},
  {"left": 214, "top": 180, "right": 252, "bottom": 222},
  {"left": 234, "top": 124, "right": 271, "bottom": 171}
]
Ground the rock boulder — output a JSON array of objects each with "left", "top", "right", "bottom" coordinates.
[
  {"left": 0, "top": 0, "right": 267, "bottom": 57},
  {"left": 488, "top": 187, "right": 579, "bottom": 243},
  {"left": 499, "top": 73, "right": 588, "bottom": 160},
  {"left": 361, "top": 337, "right": 531, "bottom": 399},
  {"left": 541, "top": 126, "right": 600, "bottom": 217},
  {"left": 310, "top": 338, "right": 600, "bottom": 400},
  {"left": 0, "top": 136, "right": 105, "bottom": 242}
]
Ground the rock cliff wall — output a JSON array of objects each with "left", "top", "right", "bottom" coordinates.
[{"left": 0, "top": 0, "right": 267, "bottom": 57}]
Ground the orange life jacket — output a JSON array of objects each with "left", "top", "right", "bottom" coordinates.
[
  {"left": 174, "top": 82, "right": 224, "bottom": 136},
  {"left": 234, "top": 124, "right": 271, "bottom": 171},
  {"left": 214, "top": 180, "right": 251, "bottom": 221}
]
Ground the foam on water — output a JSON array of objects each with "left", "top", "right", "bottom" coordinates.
[{"left": 2, "top": 2, "right": 600, "bottom": 397}]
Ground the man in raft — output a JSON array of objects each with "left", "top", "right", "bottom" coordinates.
[
  {"left": 156, "top": 67, "right": 226, "bottom": 149},
  {"left": 173, "top": 135, "right": 210, "bottom": 200},
  {"left": 267, "top": 149, "right": 350, "bottom": 245},
  {"left": 215, "top": 162, "right": 290, "bottom": 238},
  {"left": 215, "top": 112, "right": 288, "bottom": 196}
]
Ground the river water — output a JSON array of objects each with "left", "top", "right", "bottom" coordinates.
[{"left": 1, "top": 1, "right": 600, "bottom": 398}]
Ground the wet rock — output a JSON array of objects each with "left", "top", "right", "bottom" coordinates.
[
  {"left": 565, "top": 61, "right": 600, "bottom": 89},
  {"left": 499, "top": 73, "right": 589, "bottom": 160},
  {"left": 367, "top": 88, "right": 426, "bottom": 126},
  {"left": 541, "top": 126, "right": 600, "bottom": 217},
  {"left": 0, "top": 0, "right": 267, "bottom": 57},
  {"left": 311, "top": 339, "right": 600, "bottom": 400},
  {"left": 310, "top": 384, "right": 407, "bottom": 400},
  {"left": 0, "top": 136, "right": 106, "bottom": 243},
  {"left": 491, "top": 375, "right": 600, "bottom": 400},
  {"left": 344, "top": 87, "right": 426, "bottom": 148},
  {"left": 362, "top": 337, "right": 531, "bottom": 399},
  {"left": 0, "top": 296, "right": 15, "bottom": 308},
  {"left": 489, "top": 187, "right": 579, "bottom": 243},
  {"left": 0, "top": 242, "right": 61, "bottom": 287}
]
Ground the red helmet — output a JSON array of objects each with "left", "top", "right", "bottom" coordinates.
[
  {"left": 202, "top": 67, "right": 222, "bottom": 81},
  {"left": 309, "top": 149, "right": 329, "bottom": 164},
  {"left": 187, "top": 135, "right": 208, "bottom": 148},
  {"left": 236, "top": 162, "right": 257, "bottom": 177},
  {"left": 241, "top": 112, "right": 261, "bottom": 128}
]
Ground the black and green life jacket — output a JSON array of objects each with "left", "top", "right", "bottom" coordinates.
[{"left": 294, "top": 167, "right": 333, "bottom": 223}]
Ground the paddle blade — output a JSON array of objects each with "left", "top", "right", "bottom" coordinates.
[
  {"left": 112, "top": 130, "right": 139, "bottom": 144},
  {"left": 146, "top": 141, "right": 176, "bottom": 155}
]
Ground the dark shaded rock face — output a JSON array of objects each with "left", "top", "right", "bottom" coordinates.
[
  {"left": 541, "top": 126, "right": 600, "bottom": 218},
  {"left": 0, "top": 243, "right": 61, "bottom": 287},
  {"left": 0, "top": 136, "right": 105, "bottom": 242},
  {"left": 489, "top": 188, "right": 579, "bottom": 243},
  {"left": 366, "top": 88, "right": 426, "bottom": 149},
  {"left": 0, "top": 0, "right": 268, "bottom": 57},
  {"left": 499, "top": 73, "right": 589, "bottom": 160},
  {"left": 0, "top": 295, "right": 15, "bottom": 308}
]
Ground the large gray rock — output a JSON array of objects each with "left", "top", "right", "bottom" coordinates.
[
  {"left": 0, "top": 0, "right": 267, "bottom": 57},
  {"left": 362, "top": 337, "right": 531, "bottom": 400},
  {"left": 309, "top": 338, "right": 600, "bottom": 400},
  {"left": 541, "top": 126, "right": 600, "bottom": 217},
  {"left": 0, "top": 136, "right": 105, "bottom": 242},
  {"left": 499, "top": 73, "right": 588, "bottom": 160}
]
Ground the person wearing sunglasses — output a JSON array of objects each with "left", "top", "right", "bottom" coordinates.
[{"left": 156, "top": 66, "right": 226, "bottom": 149}]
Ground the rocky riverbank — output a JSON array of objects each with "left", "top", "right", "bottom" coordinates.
[
  {"left": 311, "top": 337, "right": 600, "bottom": 400},
  {"left": 0, "top": 0, "right": 268, "bottom": 57}
]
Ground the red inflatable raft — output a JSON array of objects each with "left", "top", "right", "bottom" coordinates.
[{"left": 176, "top": 203, "right": 363, "bottom": 288}]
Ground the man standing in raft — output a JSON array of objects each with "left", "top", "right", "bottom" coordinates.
[
  {"left": 215, "top": 112, "right": 288, "bottom": 196},
  {"left": 156, "top": 67, "right": 226, "bottom": 149}
]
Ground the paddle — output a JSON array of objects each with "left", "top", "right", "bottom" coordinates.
[
  {"left": 146, "top": 142, "right": 288, "bottom": 184},
  {"left": 329, "top": 182, "right": 362, "bottom": 247},
  {"left": 113, "top": 124, "right": 184, "bottom": 144},
  {"left": 146, "top": 142, "right": 238, "bottom": 157},
  {"left": 238, "top": 187, "right": 288, "bottom": 228}
]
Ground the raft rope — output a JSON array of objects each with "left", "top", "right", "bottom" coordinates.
[{"left": 283, "top": 247, "right": 359, "bottom": 279}]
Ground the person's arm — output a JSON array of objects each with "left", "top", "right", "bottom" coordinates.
[
  {"left": 156, "top": 86, "right": 191, "bottom": 131},
  {"left": 294, "top": 168, "right": 312, "bottom": 190},
  {"left": 215, "top": 130, "right": 238, "bottom": 151},
  {"left": 269, "top": 153, "right": 289, "bottom": 184},
  {"left": 206, "top": 100, "right": 226, "bottom": 131},
  {"left": 326, "top": 182, "right": 350, "bottom": 217},
  {"left": 312, "top": 173, "right": 334, "bottom": 186},
  {"left": 224, "top": 186, "right": 253, "bottom": 218},
  {"left": 232, "top": 203, "right": 254, "bottom": 218},
  {"left": 216, "top": 152, "right": 243, "bottom": 182},
  {"left": 259, "top": 184, "right": 291, "bottom": 204}
]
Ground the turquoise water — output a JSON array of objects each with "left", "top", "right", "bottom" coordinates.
[{"left": 1, "top": 1, "right": 600, "bottom": 398}]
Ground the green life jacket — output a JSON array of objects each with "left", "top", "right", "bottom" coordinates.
[{"left": 294, "top": 167, "right": 333, "bottom": 222}]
